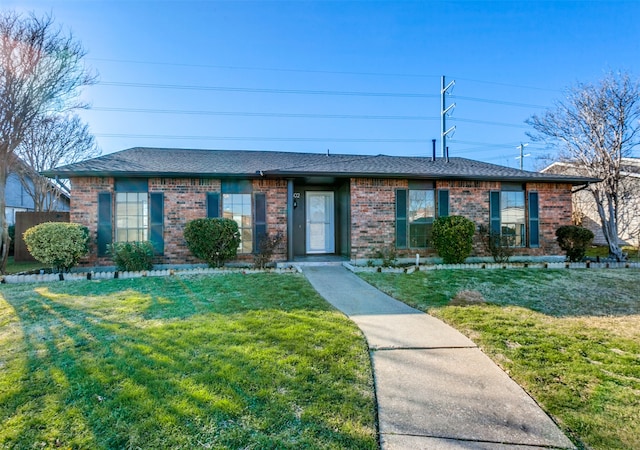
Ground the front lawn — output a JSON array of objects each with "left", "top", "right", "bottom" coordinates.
[
  {"left": 360, "top": 268, "right": 640, "bottom": 450},
  {"left": 0, "top": 274, "right": 377, "bottom": 449}
]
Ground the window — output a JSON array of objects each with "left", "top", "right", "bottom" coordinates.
[
  {"left": 396, "top": 186, "right": 447, "bottom": 249},
  {"left": 408, "top": 190, "right": 435, "bottom": 248},
  {"left": 223, "top": 193, "right": 252, "bottom": 253},
  {"left": 490, "top": 186, "right": 538, "bottom": 249},
  {"left": 116, "top": 192, "right": 148, "bottom": 242},
  {"left": 500, "top": 191, "right": 526, "bottom": 247}
]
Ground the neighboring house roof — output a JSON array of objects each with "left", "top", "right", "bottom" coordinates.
[
  {"left": 45, "top": 147, "right": 596, "bottom": 185},
  {"left": 543, "top": 158, "right": 639, "bottom": 179},
  {"left": 9, "top": 156, "right": 71, "bottom": 203}
]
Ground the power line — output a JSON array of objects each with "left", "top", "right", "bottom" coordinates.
[
  {"left": 94, "top": 133, "right": 432, "bottom": 143},
  {"left": 97, "top": 81, "right": 439, "bottom": 98},
  {"left": 87, "top": 57, "right": 442, "bottom": 79},
  {"left": 90, "top": 106, "right": 440, "bottom": 121},
  {"left": 87, "top": 57, "right": 560, "bottom": 92},
  {"left": 451, "top": 95, "right": 547, "bottom": 109}
]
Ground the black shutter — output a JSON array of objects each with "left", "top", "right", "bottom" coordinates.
[
  {"left": 438, "top": 189, "right": 449, "bottom": 217},
  {"left": 149, "top": 193, "right": 164, "bottom": 254},
  {"left": 207, "top": 192, "right": 220, "bottom": 218},
  {"left": 97, "top": 192, "right": 112, "bottom": 257},
  {"left": 254, "top": 193, "right": 267, "bottom": 252},
  {"left": 490, "top": 191, "right": 501, "bottom": 235},
  {"left": 528, "top": 191, "right": 540, "bottom": 247},
  {"left": 396, "top": 189, "right": 407, "bottom": 249}
]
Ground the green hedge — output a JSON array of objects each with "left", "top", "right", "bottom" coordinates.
[
  {"left": 23, "top": 222, "right": 89, "bottom": 272},
  {"left": 108, "top": 241, "right": 155, "bottom": 272},
  {"left": 556, "top": 225, "right": 595, "bottom": 262},
  {"left": 432, "top": 216, "right": 476, "bottom": 264},
  {"left": 184, "top": 218, "right": 240, "bottom": 268}
]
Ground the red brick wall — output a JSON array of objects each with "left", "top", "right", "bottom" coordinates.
[
  {"left": 529, "top": 182, "right": 573, "bottom": 255},
  {"left": 349, "top": 178, "right": 572, "bottom": 260},
  {"left": 350, "top": 178, "right": 407, "bottom": 261},
  {"left": 69, "top": 176, "right": 289, "bottom": 266},
  {"left": 253, "top": 179, "right": 288, "bottom": 262},
  {"left": 70, "top": 175, "right": 572, "bottom": 266},
  {"left": 70, "top": 177, "right": 114, "bottom": 266},
  {"left": 149, "top": 177, "right": 219, "bottom": 264}
]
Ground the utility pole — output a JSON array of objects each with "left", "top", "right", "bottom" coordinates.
[
  {"left": 441, "top": 76, "right": 456, "bottom": 158},
  {"left": 516, "top": 143, "right": 530, "bottom": 170}
]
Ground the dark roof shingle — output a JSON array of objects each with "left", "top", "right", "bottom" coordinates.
[{"left": 45, "top": 147, "right": 596, "bottom": 185}]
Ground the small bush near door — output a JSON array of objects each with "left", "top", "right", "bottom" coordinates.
[
  {"left": 108, "top": 241, "right": 155, "bottom": 272},
  {"left": 254, "top": 232, "right": 284, "bottom": 269},
  {"left": 432, "top": 216, "right": 475, "bottom": 264},
  {"left": 23, "top": 222, "right": 89, "bottom": 272},
  {"left": 184, "top": 218, "right": 241, "bottom": 268}
]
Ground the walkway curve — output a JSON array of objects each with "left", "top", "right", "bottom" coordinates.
[{"left": 302, "top": 265, "right": 575, "bottom": 450}]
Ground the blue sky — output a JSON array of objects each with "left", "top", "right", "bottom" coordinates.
[{"left": 7, "top": 0, "right": 640, "bottom": 170}]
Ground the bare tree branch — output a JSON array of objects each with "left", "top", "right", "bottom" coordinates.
[
  {"left": 527, "top": 71, "right": 640, "bottom": 261},
  {"left": 0, "top": 10, "right": 97, "bottom": 272},
  {"left": 14, "top": 113, "right": 99, "bottom": 211}
]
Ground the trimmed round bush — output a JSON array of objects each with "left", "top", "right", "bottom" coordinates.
[
  {"left": 108, "top": 241, "right": 155, "bottom": 272},
  {"left": 432, "top": 216, "right": 476, "bottom": 264},
  {"left": 556, "top": 225, "right": 595, "bottom": 262},
  {"left": 23, "top": 222, "right": 89, "bottom": 272},
  {"left": 184, "top": 218, "right": 240, "bottom": 267}
]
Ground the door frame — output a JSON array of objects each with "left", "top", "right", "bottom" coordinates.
[{"left": 305, "top": 191, "right": 335, "bottom": 254}]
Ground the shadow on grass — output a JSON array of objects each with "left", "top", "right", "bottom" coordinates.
[{"left": 0, "top": 274, "right": 376, "bottom": 449}]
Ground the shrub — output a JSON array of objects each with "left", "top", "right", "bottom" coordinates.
[
  {"left": 23, "top": 222, "right": 89, "bottom": 272},
  {"left": 478, "top": 224, "right": 515, "bottom": 263},
  {"left": 184, "top": 218, "right": 240, "bottom": 267},
  {"left": 556, "top": 225, "right": 594, "bottom": 262},
  {"left": 432, "top": 216, "right": 475, "bottom": 264},
  {"left": 369, "top": 245, "right": 398, "bottom": 268},
  {"left": 108, "top": 241, "right": 155, "bottom": 272},
  {"left": 254, "top": 232, "right": 284, "bottom": 269}
]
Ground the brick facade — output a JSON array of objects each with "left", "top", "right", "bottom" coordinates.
[
  {"left": 149, "top": 177, "right": 220, "bottom": 264},
  {"left": 70, "top": 176, "right": 289, "bottom": 267},
  {"left": 350, "top": 178, "right": 407, "bottom": 261},
  {"left": 70, "top": 175, "right": 572, "bottom": 266},
  {"left": 70, "top": 177, "right": 114, "bottom": 266},
  {"left": 252, "top": 178, "right": 288, "bottom": 261},
  {"left": 348, "top": 178, "right": 571, "bottom": 261}
]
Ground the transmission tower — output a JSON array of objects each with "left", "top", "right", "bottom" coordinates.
[{"left": 441, "top": 76, "right": 456, "bottom": 158}]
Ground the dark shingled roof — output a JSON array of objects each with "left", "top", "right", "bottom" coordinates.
[{"left": 45, "top": 147, "right": 596, "bottom": 185}]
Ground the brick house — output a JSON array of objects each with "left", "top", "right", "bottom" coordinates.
[{"left": 46, "top": 147, "right": 595, "bottom": 266}]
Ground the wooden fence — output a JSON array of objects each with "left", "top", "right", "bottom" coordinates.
[{"left": 14, "top": 211, "right": 70, "bottom": 262}]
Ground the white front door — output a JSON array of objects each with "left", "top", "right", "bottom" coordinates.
[{"left": 306, "top": 191, "right": 335, "bottom": 254}]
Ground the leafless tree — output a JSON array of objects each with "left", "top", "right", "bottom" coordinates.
[
  {"left": 527, "top": 71, "right": 640, "bottom": 261},
  {"left": 0, "top": 11, "right": 95, "bottom": 272},
  {"left": 15, "top": 113, "right": 99, "bottom": 211}
]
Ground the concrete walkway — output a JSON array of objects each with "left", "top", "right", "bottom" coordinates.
[{"left": 302, "top": 265, "right": 575, "bottom": 450}]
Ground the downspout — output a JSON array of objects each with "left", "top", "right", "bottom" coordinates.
[{"left": 287, "top": 179, "right": 294, "bottom": 261}]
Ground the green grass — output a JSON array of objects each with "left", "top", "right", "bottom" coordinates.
[
  {"left": 586, "top": 245, "right": 640, "bottom": 262},
  {"left": 3, "top": 256, "right": 45, "bottom": 274},
  {"left": 0, "top": 274, "right": 377, "bottom": 449},
  {"left": 360, "top": 268, "right": 640, "bottom": 450}
]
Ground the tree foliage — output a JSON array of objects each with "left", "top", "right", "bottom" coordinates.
[
  {"left": 527, "top": 71, "right": 640, "bottom": 261},
  {"left": 0, "top": 11, "right": 96, "bottom": 272}
]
